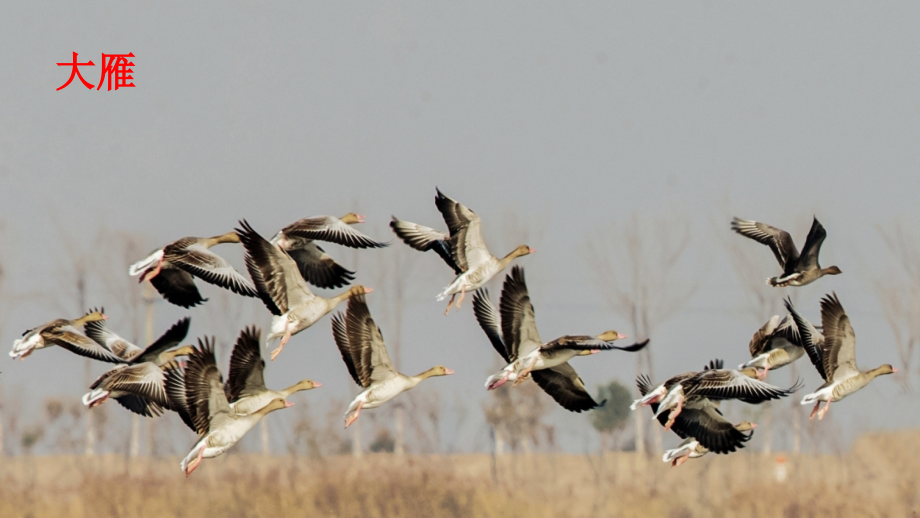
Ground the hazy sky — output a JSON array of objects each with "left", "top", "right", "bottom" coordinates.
[{"left": 2, "top": 2, "right": 919, "bottom": 454}]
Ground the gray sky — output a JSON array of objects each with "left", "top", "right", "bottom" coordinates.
[{"left": 2, "top": 2, "right": 919, "bottom": 454}]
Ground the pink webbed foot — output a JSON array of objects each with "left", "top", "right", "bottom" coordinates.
[
  {"left": 817, "top": 400, "right": 830, "bottom": 420},
  {"left": 455, "top": 287, "right": 467, "bottom": 311},
  {"left": 673, "top": 453, "right": 691, "bottom": 467},
  {"left": 344, "top": 401, "right": 364, "bottom": 429},
  {"left": 185, "top": 446, "right": 205, "bottom": 478},
  {"left": 809, "top": 401, "right": 821, "bottom": 420},
  {"left": 270, "top": 323, "right": 292, "bottom": 362},
  {"left": 444, "top": 294, "right": 456, "bottom": 316}
]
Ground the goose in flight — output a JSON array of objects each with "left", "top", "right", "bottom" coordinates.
[
  {"left": 331, "top": 294, "right": 453, "bottom": 428},
  {"left": 10, "top": 309, "right": 118, "bottom": 361},
  {"left": 391, "top": 189, "right": 534, "bottom": 315},
  {"left": 82, "top": 316, "right": 193, "bottom": 418},
  {"left": 474, "top": 266, "right": 648, "bottom": 392},
  {"left": 166, "top": 337, "right": 289, "bottom": 476},
  {"left": 791, "top": 293, "right": 897, "bottom": 420},
  {"left": 731, "top": 217, "right": 841, "bottom": 287},
  {"left": 129, "top": 232, "right": 258, "bottom": 308},
  {"left": 236, "top": 219, "right": 371, "bottom": 361},
  {"left": 270, "top": 213, "right": 387, "bottom": 289}
]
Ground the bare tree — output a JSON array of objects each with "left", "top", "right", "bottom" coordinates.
[
  {"left": 583, "top": 212, "right": 697, "bottom": 456},
  {"left": 373, "top": 237, "right": 418, "bottom": 456},
  {"left": 482, "top": 379, "right": 550, "bottom": 455},
  {"left": 49, "top": 218, "right": 102, "bottom": 457},
  {"left": 93, "top": 229, "right": 152, "bottom": 457},
  {"left": 873, "top": 220, "right": 920, "bottom": 389}
]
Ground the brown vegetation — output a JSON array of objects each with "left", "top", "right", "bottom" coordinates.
[{"left": 0, "top": 430, "right": 916, "bottom": 518}]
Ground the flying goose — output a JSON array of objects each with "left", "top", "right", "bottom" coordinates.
[
  {"left": 636, "top": 361, "right": 757, "bottom": 464},
  {"left": 474, "top": 267, "right": 648, "bottom": 394},
  {"left": 730, "top": 217, "right": 841, "bottom": 287},
  {"left": 792, "top": 293, "right": 897, "bottom": 420},
  {"left": 223, "top": 325, "right": 321, "bottom": 415},
  {"left": 331, "top": 294, "right": 453, "bottom": 428},
  {"left": 9, "top": 309, "right": 122, "bottom": 362},
  {"left": 166, "top": 337, "right": 289, "bottom": 476},
  {"left": 236, "top": 219, "right": 372, "bottom": 361},
  {"left": 390, "top": 189, "right": 534, "bottom": 315},
  {"left": 81, "top": 316, "right": 193, "bottom": 417},
  {"left": 661, "top": 421, "right": 758, "bottom": 467},
  {"left": 129, "top": 232, "right": 259, "bottom": 308},
  {"left": 738, "top": 301, "right": 822, "bottom": 379},
  {"left": 631, "top": 362, "right": 801, "bottom": 430},
  {"left": 270, "top": 213, "right": 388, "bottom": 289}
]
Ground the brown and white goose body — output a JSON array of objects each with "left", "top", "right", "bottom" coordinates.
[
  {"left": 331, "top": 294, "right": 452, "bottom": 428},
  {"left": 637, "top": 361, "right": 757, "bottom": 464},
  {"left": 473, "top": 266, "right": 648, "bottom": 392},
  {"left": 794, "top": 293, "right": 897, "bottom": 420},
  {"left": 167, "top": 337, "right": 289, "bottom": 476},
  {"left": 10, "top": 310, "right": 118, "bottom": 361},
  {"left": 739, "top": 299, "right": 824, "bottom": 379},
  {"left": 223, "top": 326, "right": 321, "bottom": 415},
  {"left": 731, "top": 217, "right": 841, "bottom": 287},
  {"left": 236, "top": 220, "right": 371, "bottom": 361},
  {"left": 270, "top": 213, "right": 387, "bottom": 289},
  {"left": 81, "top": 316, "right": 193, "bottom": 417},
  {"left": 391, "top": 189, "right": 533, "bottom": 315},
  {"left": 129, "top": 232, "right": 258, "bottom": 308},
  {"left": 631, "top": 360, "right": 801, "bottom": 430}
]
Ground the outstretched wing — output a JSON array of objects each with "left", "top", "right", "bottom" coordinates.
[
  {"left": 731, "top": 218, "right": 800, "bottom": 270},
  {"left": 149, "top": 267, "right": 208, "bottom": 308},
  {"left": 345, "top": 295, "right": 398, "bottom": 384},
  {"left": 688, "top": 369, "right": 802, "bottom": 403},
  {"left": 677, "top": 404, "right": 754, "bottom": 454},
  {"left": 531, "top": 363, "right": 603, "bottom": 413},
  {"left": 819, "top": 292, "right": 859, "bottom": 381},
  {"left": 785, "top": 297, "right": 827, "bottom": 381},
  {"left": 499, "top": 266, "right": 542, "bottom": 361},
  {"left": 435, "top": 189, "right": 492, "bottom": 272},
  {"left": 390, "top": 217, "right": 462, "bottom": 274},
  {"left": 45, "top": 327, "right": 127, "bottom": 364},
  {"left": 281, "top": 216, "right": 388, "bottom": 249},
  {"left": 797, "top": 217, "right": 828, "bottom": 271},
  {"left": 133, "top": 317, "right": 191, "bottom": 365},
  {"left": 545, "top": 337, "right": 649, "bottom": 353},
  {"left": 184, "top": 337, "right": 231, "bottom": 436},
  {"left": 167, "top": 239, "right": 259, "bottom": 298},
  {"left": 331, "top": 312, "right": 363, "bottom": 388},
  {"left": 471, "top": 289, "right": 510, "bottom": 362},
  {"left": 236, "top": 219, "right": 316, "bottom": 316},
  {"left": 224, "top": 326, "right": 267, "bottom": 403},
  {"left": 285, "top": 243, "right": 356, "bottom": 289}
]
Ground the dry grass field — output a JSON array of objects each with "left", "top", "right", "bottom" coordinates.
[{"left": 0, "top": 430, "right": 917, "bottom": 518}]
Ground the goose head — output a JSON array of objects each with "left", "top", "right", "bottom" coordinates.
[
  {"left": 735, "top": 421, "right": 758, "bottom": 432},
  {"left": 421, "top": 366, "right": 455, "bottom": 379},
  {"left": 259, "top": 398, "right": 290, "bottom": 415},
  {"left": 870, "top": 364, "right": 898, "bottom": 377},
  {"left": 595, "top": 330, "right": 627, "bottom": 341},
  {"left": 282, "top": 379, "right": 322, "bottom": 403},
  {"left": 823, "top": 266, "right": 842, "bottom": 276},
  {"left": 350, "top": 285, "right": 373, "bottom": 297},
  {"left": 340, "top": 213, "right": 365, "bottom": 225},
  {"left": 513, "top": 245, "right": 536, "bottom": 257}
]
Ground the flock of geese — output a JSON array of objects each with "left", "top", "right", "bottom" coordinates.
[
  {"left": 8, "top": 189, "right": 898, "bottom": 474},
  {"left": 631, "top": 217, "right": 896, "bottom": 466}
]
